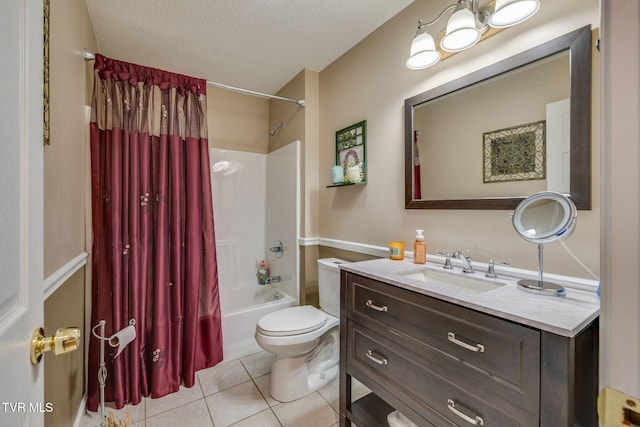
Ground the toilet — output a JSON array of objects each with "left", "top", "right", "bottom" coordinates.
[{"left": 255, "top": 257, "right": 346, "bottom": 402}]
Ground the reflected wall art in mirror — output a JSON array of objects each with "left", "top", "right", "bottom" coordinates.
[{"left": 404, "top": 26, "right": 592, "bottom": 210}]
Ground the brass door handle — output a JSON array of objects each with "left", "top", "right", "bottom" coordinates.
[{"left": 30, "top": 326, "right": 81, "bottom": 365}]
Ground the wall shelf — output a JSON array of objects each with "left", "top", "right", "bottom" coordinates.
[{"left": 326, "top": 182, "right": 366, "bottom": 188}]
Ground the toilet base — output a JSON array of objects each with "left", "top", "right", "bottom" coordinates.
[
  {"left": 268, "top": 328, "right": 340, "bottom": 402},
  {"left": 269, "top": 355, "right": 339, "bottom": 402}
]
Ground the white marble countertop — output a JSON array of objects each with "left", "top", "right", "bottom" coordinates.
[{"left": 340, "top": 258, "right": 600, "bottom": 338}]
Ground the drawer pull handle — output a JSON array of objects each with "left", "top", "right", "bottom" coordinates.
[
  {"left": 365, "top": 299, "right": 388, "bottom": 312},
  {"left": 447, "top": 332, "right": 485, "bottom": 353},
  {"left": 365, "top": 349, "right": 388, "bottom": 365},
  {"left": 447, "top": 399, "right": 484, "bottom": 425}
]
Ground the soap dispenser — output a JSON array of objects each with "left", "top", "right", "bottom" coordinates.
[{"left": 414, "top": 229, "right": 426, "bottom": 264}]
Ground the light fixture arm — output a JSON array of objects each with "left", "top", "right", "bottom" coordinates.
[
  {"left": 408, "top": 0, "right": 538, "bottom": 69},
  {"left": 416, "top": 3, "right": 459, "bottom": 29}
]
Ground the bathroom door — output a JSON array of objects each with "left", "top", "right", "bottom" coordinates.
[
  {"left": 546, "top": 99, "right": 570, "bottom": 194},
  {"left": 0, "top": 0, "right": 45, "bottom": 425}
]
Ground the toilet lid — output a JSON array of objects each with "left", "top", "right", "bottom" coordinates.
[{"left": 257, "top": 306, "right": 327, "bottom": 337}]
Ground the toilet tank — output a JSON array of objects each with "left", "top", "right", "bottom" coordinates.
[{"left": 317, "top": 258, "right": 348, "bottom": 318}]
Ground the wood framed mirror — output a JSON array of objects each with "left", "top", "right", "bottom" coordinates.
[{"left": 404, "top": 26, "right": 592, "bottom": 210}]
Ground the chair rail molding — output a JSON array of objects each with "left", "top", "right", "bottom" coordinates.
[
  {"left": 44, "top": 252, "right": 88, "bottom": 300},
  {"left": 298, "top": 237, "right": 389, "bottom": 258}
]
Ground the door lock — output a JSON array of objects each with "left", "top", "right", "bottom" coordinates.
[{"left": 30, "top": 326, "right": 81, "bottom": 365}]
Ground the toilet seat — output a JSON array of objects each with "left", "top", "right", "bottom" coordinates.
[{"left": 257, "top": 306, "right": 327, "bottom": 337}]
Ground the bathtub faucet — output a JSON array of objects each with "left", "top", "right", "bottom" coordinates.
[{"left": 264, "top": 275, "right": 281, "bottom": 284}]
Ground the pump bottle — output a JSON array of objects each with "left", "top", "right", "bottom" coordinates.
[
  {"left": 414, "top": 229, "right": 426, "bottom": 264},
  {"left": 257, "top": 260, "right": 268, "bottom": 284}
]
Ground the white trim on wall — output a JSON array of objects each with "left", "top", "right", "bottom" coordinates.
[
  {"left": 298, "top": 237, "right": 389, "bottom": 258},
  {"left": 299, "top": 237, "right": 598, "bottom": 292},
  {"left": 44, "top": 252, "right": 88, "bottom": 300}
]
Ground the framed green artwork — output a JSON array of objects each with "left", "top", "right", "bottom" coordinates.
[{"left": 335, "top": 120, "right": 366, "bottom": 185}]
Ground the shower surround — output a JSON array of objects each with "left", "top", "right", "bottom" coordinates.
[{"left": 210, "top": 141, "right": 300, "bottom": 360}]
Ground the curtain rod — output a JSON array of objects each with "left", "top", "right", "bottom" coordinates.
[{"left": 83, "top": 49, "right": 305, "bottom": 108}]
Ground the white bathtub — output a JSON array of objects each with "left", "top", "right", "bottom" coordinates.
[{"left": 220, "top": 285, "right": 296, "bottom": 361}]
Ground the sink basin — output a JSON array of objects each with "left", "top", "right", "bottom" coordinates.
[{"left": 397, "top": 268, "right": 506, "bottom": 294}]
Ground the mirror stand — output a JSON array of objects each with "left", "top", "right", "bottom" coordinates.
[
  {"left": 517, "top": 243, "right": 566, "bottom": 296},
  {"left": 512, "top": 191, "right": 577, "bottom": 297}
]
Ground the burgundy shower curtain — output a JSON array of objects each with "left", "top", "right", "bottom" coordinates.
[
  {"left": 87, "top": 54, "right": 223, "bottom": 411},
  {"left": 413, "top": 130, "right": 422, "bottom": 199}
]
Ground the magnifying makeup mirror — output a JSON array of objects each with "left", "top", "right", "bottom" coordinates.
[{"left": 512, "top": 191, "right": 577, "bottom": 296}]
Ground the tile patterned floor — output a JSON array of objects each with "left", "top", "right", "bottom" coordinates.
[{"left": 79, "top": 351, "right": 354, "bottom": 427}]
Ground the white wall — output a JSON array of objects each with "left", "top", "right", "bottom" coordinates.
[
  {"left": 211, "top": 143, "right": 300, "bottom": 306},
  {"left": 210, "top": 148, "right": 267, "bottom": 309},
  {"left": 266, "top": 141, "right": 301, "bottom": 302}
]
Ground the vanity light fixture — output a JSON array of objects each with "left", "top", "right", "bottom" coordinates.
[{"left": 406, "top": 0, "right": 540, "bottom": 69}]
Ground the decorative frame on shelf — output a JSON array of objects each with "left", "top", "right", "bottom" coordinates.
[
  {"left": 329, "top": 120, "right": 367, "bottom": 187},
  {"left": 482, "top": 120, "right": 546, "bottom": 184}
]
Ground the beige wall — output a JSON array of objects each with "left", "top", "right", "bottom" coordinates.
[
  {"left": 600, "top": 0, "right": 640, "bottom": 399},
  {"left": 44, "top": 268, "right": 85, "bottom": 427},
  {"left": 45, "top": 0, "right": 95, "bottom": 275},
  {"left": 207, "top": 86, "right": 269, "bottom": 153},
  {"left": 414, "top": 54, "right": 569, "bottom": 199},
  {"left": 318, "top": 0, "right": 601, "bottom": 279},
  {"left": 44, "top": 1, "right": 96, "bottom": 425},
  {"left": 269, "top": 69, "right": 321, "bottom": 238}
]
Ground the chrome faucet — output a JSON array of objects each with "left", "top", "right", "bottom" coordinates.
[
  {"left": 485, "top": 259, "right": 509, "bottom": 278},
  {"left": 264, "top": 275, "right": 281, "bottom": 284},
  {"left": 436, "top": 252, "right": 453, "bottom": 269},
  {"left": 452, "top": 250, "right": 474, "bottom": 273}
]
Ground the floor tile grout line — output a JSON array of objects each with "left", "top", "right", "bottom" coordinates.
[
  {"left": 200, "top": 394, "right": 217, "bottom": 427},
  {"left": 248, "top": 375, "right": 284, "bottom": 426},
  {"left": 198, "top": 359, "right": 273, "bottom": 427},
  {"left": 196, "top": 371, "right": 216, "bottom": 426},
  {"left": 90, "top": 352, "right": 339, "bottom": 427},
  {"left": 240, "top": 354, "right": 285, "bottom": 427},
  {"left": 142, "top": 380, "right": 208, "bottom": 422},
  {"left": 316, "top": 390, "right": 339, "bottom": 417}
]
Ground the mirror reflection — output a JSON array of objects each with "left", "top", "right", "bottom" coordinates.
[
  {"left": 518, "top": 199, "right": 568, "bottom": 240},
  {"left": 404, "top": 26, "right": 592, "bottom": 210},
  {"left": 512, "top": 191, "right": 577, "bottom": 296},
  {"left": 414, "top": 52, "right": 569, "bottom": 200},
  {"left": 514, "top": 193, "right": 576, "bottom": 242}
]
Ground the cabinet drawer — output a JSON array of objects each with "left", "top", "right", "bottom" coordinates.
[
  {"left": 349, "top": 322, "right": 539, "bottom": 427},
  {"left": 346, "top": 272, "right": 540, "bottom": 413}
]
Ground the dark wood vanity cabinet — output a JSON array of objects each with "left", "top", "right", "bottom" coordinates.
[{"left": 339, "top": 271, "right": 599, "bottom": 427}]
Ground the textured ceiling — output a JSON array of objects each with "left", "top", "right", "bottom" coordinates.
[{"left": 85, "top": 0, "right": 413, "bottom": 95}]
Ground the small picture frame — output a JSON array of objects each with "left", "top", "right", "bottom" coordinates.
[
  {"left": 483, "top": 120, "right": 546, "bottom": 183},
  {"left": 336, "top": 120, "right": 366, "bottom": 183}
]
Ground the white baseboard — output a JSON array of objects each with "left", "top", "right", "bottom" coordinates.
[{"left": 72, "top": 393, "right": 87, "bottom": 427}]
